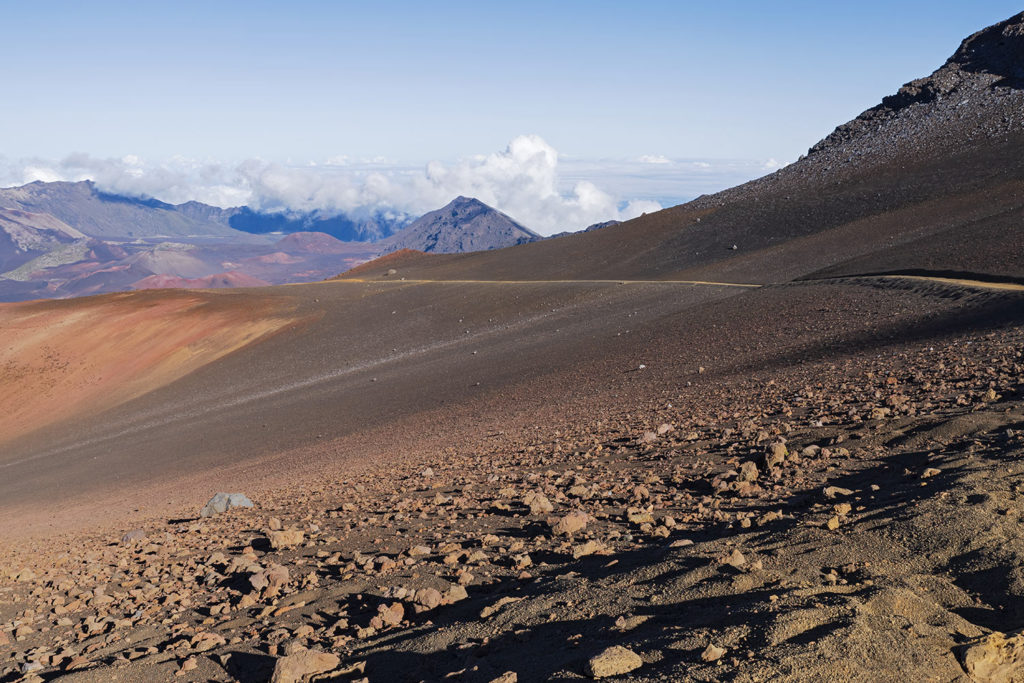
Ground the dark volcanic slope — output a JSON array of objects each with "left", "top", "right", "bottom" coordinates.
[
  {"left": 382, "top": 196, "right": 540, "bottom": 254},
  {"left": 341, "top": 15, "right": 1024, "bottom": 286}
]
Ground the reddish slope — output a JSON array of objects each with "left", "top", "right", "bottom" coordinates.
[{"left": 0, "top": 289, "right": 295, "bottom": 445}]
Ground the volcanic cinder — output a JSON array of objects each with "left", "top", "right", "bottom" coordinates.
[{"left": 2, "top": 12, "right": 1024, "bottom": 683}]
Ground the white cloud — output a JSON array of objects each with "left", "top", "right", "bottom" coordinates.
[
  {"left": 0, "top": 138, "right": 784, "bottom": 235},
  {"left": 637, "top": 154, "right": 671, "bottom": 164}
]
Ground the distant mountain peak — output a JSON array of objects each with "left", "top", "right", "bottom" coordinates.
[{"left": 383, "top": 196, "right": 539, "bottom": 254}]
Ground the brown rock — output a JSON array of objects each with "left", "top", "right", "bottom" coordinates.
[
  {"left": 251, "top": 564, "right": 290, "bottom": 598},
  {"left": 445, "top": 585, "right": 469, "bottom": 604},
  {"left": 572, "top": 540, "right": 609, "bottom": 559},
  {"left": 414, "top": 588, "right": 443, "bottom": 611},
  {"left": 271, "top": 649, "right": 341, "bottom": 683},
  {"left": 626, "top": 507, "right": 655, "bottom": 525},
  {"left": 723, "top": 549, "right": 746, "bottom": 568},
  {"left": 823, "top": 486, "right": 853, "bottom": 499},
  {"left": 738, "top": 461, "right": 759, "bottom": 482},
  {"left": 523, "top": 492, "right": 554, "bottom": 515},
  {"left": 958, "top": 629, "right": 1024, "bottom": 682},
  {"left": 551, "top": 510, "right": 590, "bottom": 536},
  {"left": 512, "top": 553, "right": 533, "bottom": 569},
  {"left": 191, "top": 631, "right": 227, "bottom": 652},
  {"left": 764, "top": 443, "right": 788, "bottom": 468},
  {"left": 701, "top": 643, "right": 727, "bottom": 662},
  {"left": 175, "top": 657, "right": 198, "bottom": 677},
  {"left": 377, "top": 602, "right": 404, "bottom": 627},
  {"left": 586, "top": 645, "right": 643, "bottom": 678},
  {"left": 268, "top": 529, "right": 305, "bottom": 550}
]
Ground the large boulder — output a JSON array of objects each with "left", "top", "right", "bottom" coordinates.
[{"left": 199, "top": 492, "right": 254, "bottom": 518}]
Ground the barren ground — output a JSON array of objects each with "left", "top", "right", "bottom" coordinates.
[{"left": 2, "top": 277, "right": 1023, "bottom": 682}]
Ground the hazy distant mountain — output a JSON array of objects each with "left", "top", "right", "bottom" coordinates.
[
  {"left": 382, "top": 196, "right": 540, "bottom": 254},
  {"left": 0, "top": 181, "right": 247, "bottom": 240},
  {"left": 0, "top": 208, "right": 88, "bottom": 272},
  {"left": 0, "top": 184, "right": 545, "bottom": 300},
  {"left": 226, "top": 207, "right": 409, "bottom": 242}
]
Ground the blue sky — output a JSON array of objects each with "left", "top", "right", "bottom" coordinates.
[{"left": 1, "top": 1, "right": 1020, "bottom": 232}]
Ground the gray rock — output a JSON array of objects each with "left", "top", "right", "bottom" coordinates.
[
  {"left": 120, "top": 529, "right": 147, "bottom": 544},
  {"left": 199, "top": 492, "right": 254, "bottom": 518}
]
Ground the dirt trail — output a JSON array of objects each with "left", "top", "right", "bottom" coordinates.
[
  {"left": 339, "top": 274, "right": 1024, "bottom": 293},
  {"left": 880, "top": 274, "right": 1024, "bottom": 291},
  {"left": 331, "top": 278, "right": 764, "bottom": 288}
]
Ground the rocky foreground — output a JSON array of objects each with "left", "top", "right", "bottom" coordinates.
[{"left": 3, "top": 293, "right": 1024, "bottom": 682}]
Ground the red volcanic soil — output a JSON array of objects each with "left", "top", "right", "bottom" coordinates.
[
  {"left": 0, "top": 289, "right": 295, "bottom": 446},
  {"left": 132, "top": 270, "right": 272, "bottom": 290}
]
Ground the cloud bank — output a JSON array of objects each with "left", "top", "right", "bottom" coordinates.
[{"left": 0, "top": 136, "right": 781, "bottom": 235}]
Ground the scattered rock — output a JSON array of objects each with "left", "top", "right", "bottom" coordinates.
[
  {"left": 414, "top": 588, "right": 443, "bottom": 612},
  {"left": 586, "top": 645, "right": 643, "bottom": 678},
  {"left": 723, "top": 549, "right": 746, "bottom": 568},
  {"left": 764, "top": 443, "right": 788, "bottom": 468},
  {"left": 268, "top": 529, "right": 305, "bottom": 550},
  {"left": 176, "top": 657, "right": 198, "bottom": 677},
  {"left": 120, "top": 529, "right": 147, "bottom": 544},
  {"left": 551, "top": 510, "right": 590, "bottom": 536},
  {"left": 523, "top": 491, "right": 554, "bottom": 514},
  {"left": 199, "top": 492, "right": 254, "bottom": 518},
  {"left": 958, "top": 629, "right": 1024, "bottom": 682},
  {"left": 271, "top": 649, "right": 341, "bottom": 683},
  {"left": 572, "top": 540, "right": 609, "bottom": 559},
  {"left": 250, "top": 564, "right": 290, "bottom": 597},
  {"left": 375, "top": 602, "right": 404, "bottom": 628},
  {"left": 701, "top": 643, "right": 727, "bottom": 662},
  {"left": 823, "top": 486, "right": 854, "bottom": 499}
]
